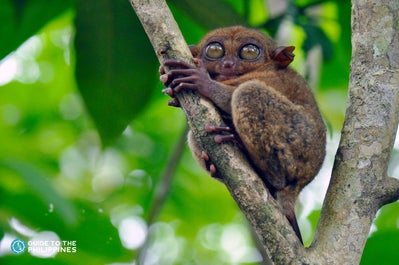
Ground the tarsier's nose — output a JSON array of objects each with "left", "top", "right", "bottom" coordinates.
[{"left": 222, "top": 57, "right": 235, "bottom": 69}]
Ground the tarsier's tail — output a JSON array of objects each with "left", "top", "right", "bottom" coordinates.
[
  {"left": 286, "top": 210, "right": 303, "bottom": 244},
  {"left": 276, "top": 190, "right": 303, "bottom": 244}
]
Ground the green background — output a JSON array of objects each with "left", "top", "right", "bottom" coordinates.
[{"left": 0, "top": 0, "right": 398, "bottom": 264}]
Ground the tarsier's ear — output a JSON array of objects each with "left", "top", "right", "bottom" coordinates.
[
  {"left": 272, "top": 46, "right": 295, "bottom": 68},
  {"left": 189, "top": 45, "right": 200, "bottom": 58}
]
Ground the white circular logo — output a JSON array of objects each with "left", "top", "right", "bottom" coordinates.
[{"left": 10, "top": 239, "right": 27, "bottom": 254}]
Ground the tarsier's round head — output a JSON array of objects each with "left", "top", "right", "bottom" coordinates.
[{"left": 190, "top": 26, "right": 295, "bottom": 82}]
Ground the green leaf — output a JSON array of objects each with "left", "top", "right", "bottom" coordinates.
[
  {"left": 1, "top": 256, "right": 70, "bottom": 265},
  {"left": 264, "top": 15, "right": 285, "bottom": 37},
  {"left": 64, "top": 202, "right": 130, "bottom": 260},
  {"left": 0, "top": 0, "right": 75, "bottom": 59},
  {"left": 302, "top": 24, "right": 334, "bottom": 60},
  {"left": 169, "top": 0, "right": 247, "bottom": 29},
  {"left": 319, "top": 0, "right": 351, "bottom": 91},
  {"left": 374, "top": 202, "right": 399, "bottom": 231},
  {"left": 1, "top": 158, "right": 78, "bottom": 226},
  {"left": 306, "top": 208, "right": 321, "bottom": 244},
  {"left": 0, "top": 165, "right": 127, "bottom": 262},
  {"left": 74, "top": 0, "right": 158, "bottom": 146},
  {"left": 0, "top": 197, "right": 130, "bottom": 263},
  {"left": 360, "top": 230, "right": 399, "bottom": 265}
]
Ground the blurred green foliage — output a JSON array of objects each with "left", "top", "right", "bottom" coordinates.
[{"left": 0, "top": 0, "right": 398, "bottom": 264}]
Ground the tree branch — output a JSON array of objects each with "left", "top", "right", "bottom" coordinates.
[
  {"left": 380, "top": 176, "right": 399, "bottom": 205},
  {"left": 138, "top": 125, "right": 188, "bottom": 263},
  {"left": 129, "top": 0, "right": 305, "bottom": 263},
  {"left": 147, "top": 125, "right": 189, "bottom": 224}
]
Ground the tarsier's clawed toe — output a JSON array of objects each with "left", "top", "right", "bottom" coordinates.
[
  {"left": 201, "top": 151, "right": 217, "bottom": 176},
  {"left": 205, "top": 124, "right": 236, "bottom": 143},
  {"left": 205, "top": 123, "right": 231, "bottom": 133},
  {"left": 214, "top": 134, "right": 236, "bottom": 143},
  {"left": 162, "top": 87, "right": 173, "bottom": 96},
  {"left": 161, "top": 87, "right": 181, "bottom": 107},
  {"left": 167, "top": 98, "right": 180, "bottom": 107}
]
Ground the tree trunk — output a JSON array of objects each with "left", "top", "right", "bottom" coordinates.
[{"left": 311, "top": 1, "right": 399, "bottom": 263}]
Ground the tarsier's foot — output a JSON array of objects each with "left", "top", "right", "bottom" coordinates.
[
  {"left": 167, "top": 98, "right": 180, "bottom": 107},
  {"left": 201, "top": 151, "right": 217, "bottom": 177},
  {"left": 205, "top": 123, "right": 245, "bottom": 149},
  {"left": 205, "top": 124, "right": 236, "bottom": 144}
]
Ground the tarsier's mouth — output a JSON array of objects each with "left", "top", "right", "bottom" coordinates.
[
  {"left": 212, "top": 70, "right": 243, "bottom": 81},
  {"left": 215, "top": 74, "right": 240, "bottom": 81}
]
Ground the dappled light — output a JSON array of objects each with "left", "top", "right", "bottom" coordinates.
[{"left": 0, "top": 1, "right": 398, "bottom": 264}]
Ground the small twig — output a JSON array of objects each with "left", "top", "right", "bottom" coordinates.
[
  {"left": 138, "top": 125, "right": 188, "bottom": 265},
  {"left": 147, "top": 125, "right": 189, "bottom": 224}
]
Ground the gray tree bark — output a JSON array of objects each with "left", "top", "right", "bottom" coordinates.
[
  {"left": 311, "top": 1, "right": 399, "bottom": 264},
  {"left": 129, "top": 0, "right": 399, "bottom": 264}
]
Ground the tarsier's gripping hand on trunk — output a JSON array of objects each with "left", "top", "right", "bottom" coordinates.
[{"left": 160, "top": 26, "right": 326, "bottom": 243}]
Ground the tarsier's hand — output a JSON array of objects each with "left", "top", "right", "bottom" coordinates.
[{"left": 160, "top": 58, "right": 214, "bottom": 99}]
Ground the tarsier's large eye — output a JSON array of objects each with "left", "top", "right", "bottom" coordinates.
[
  {"left": 205, "top": 42, "right": 225, "bottom": 59},
  {"left": 239, "top": 44, "right": 260, "bottom": 60}
]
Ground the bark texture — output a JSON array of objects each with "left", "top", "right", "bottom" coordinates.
[
  {"left": 130, "top": 0, "right": 399, "bottom": 264},
  {"left": 311, "top": 1, "right": 399, "bottom": 264}
]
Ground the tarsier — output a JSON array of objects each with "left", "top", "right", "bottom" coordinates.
[{"left": 160, "top": 26, "right": 326, "bottom": 243}]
